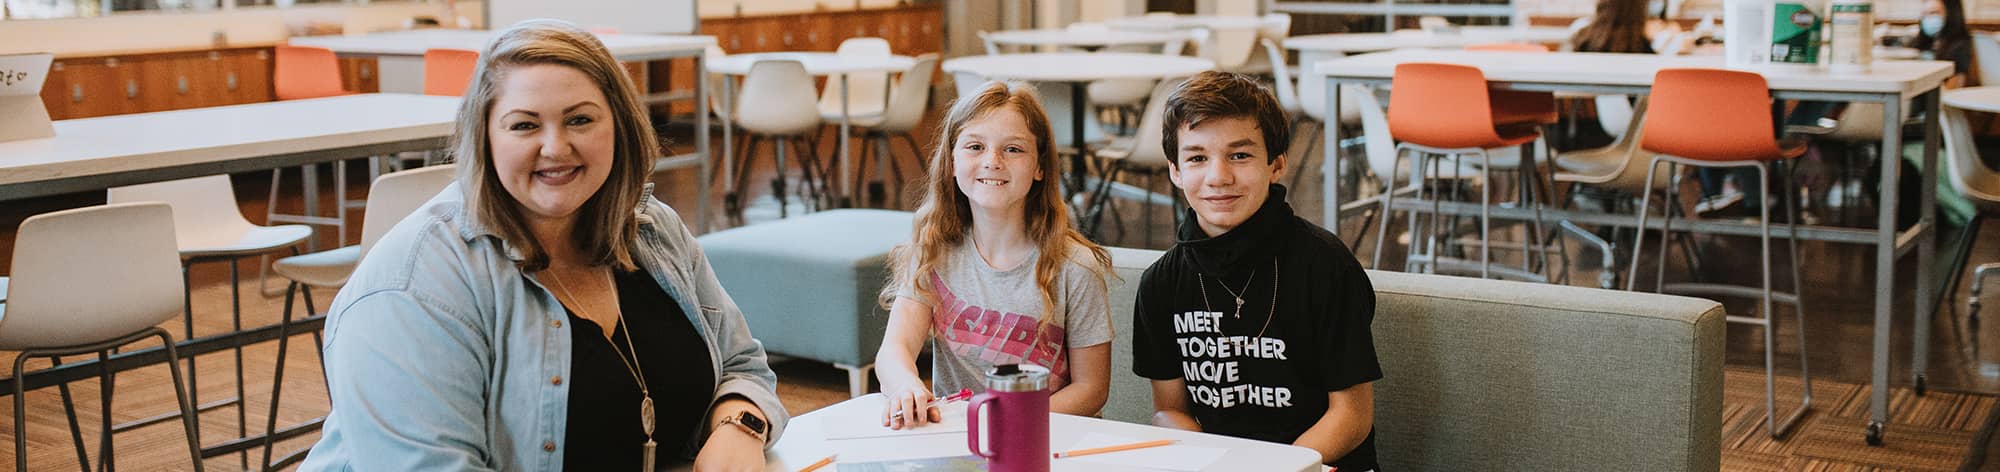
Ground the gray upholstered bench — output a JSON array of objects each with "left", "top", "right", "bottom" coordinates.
[{"left": 698, "top": 209, "right": 913, "bottom": 397}]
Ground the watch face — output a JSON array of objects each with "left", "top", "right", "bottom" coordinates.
[{"left": 738, "top": 412, "right": 768, "bottom": 433}]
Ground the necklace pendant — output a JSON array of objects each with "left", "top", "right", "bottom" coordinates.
[
  {"left": 1233, "top": 298, "right": 1245, "bottom": 318},
  {"left": 640, "top": 438, "right": 656, "bottom": 472},
  {"left": 640, "top": 396, "right": 655, "bottom": 436}
]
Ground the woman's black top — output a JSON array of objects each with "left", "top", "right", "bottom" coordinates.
[{"left": 562, "top": 268, "right": 716, "bottom": 469}]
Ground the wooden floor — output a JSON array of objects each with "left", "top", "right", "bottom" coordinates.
[{"left": 4, "top": 110, "right": 2000, "bottom": 470}]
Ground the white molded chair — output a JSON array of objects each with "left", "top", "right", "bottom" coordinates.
[
  {"left": 3, "top": 203, "right": 204, "bottom": 472},
  {"left": 1941, "top": 102, "right": 2000, "bottom": 323},
  {"left": 256, "top": 164, "right": 457, "bottom": 469},
  {"left": 818, "top": 38, "right": 893, "bottom": 122},
  {"left": 108, "top": 175, "right": 311, "bottom": 456},
  {"left": 847, "top": 54, "right": 938, "bottom": 208},
  {"left": 1094, "top": 77, "right": 1189, "bottom": 246},
  {"left": 1975, "top": 33, "right": 2000, "bottom": 87},
  {"left": 734, "top": 59, "right": 831, "bottom": 218},
  {"left": 1087, "top": 37, "right": 1190, "bottom": 136}
]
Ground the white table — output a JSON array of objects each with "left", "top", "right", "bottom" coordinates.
[
  {"left": 942, "top": 52, "right": 1213, "bottom": 233},
  {"left": 983, "top": 28, "right": 1190, "bottom": 51},
  {"left": 288, "top": 29, "right": 719, "bottom": 231},
  {"left": 708, "top": 52, "right": 916, "bottom": 208},
  {"left": 758, "top": 394, "right": 1323, "bottom": 472},
  {"left": 1283, "top": 27, "right": 1576, "bottom": 55},
  {"left": 288, "top": 30, "right": 715, "bottom": 93},
  {"left": 0, "top": 93, "right": 456, "bottom": 201},
  {"left": 1104, "top": 14, "right": 1267, "bottom": 32},
  {"left": 1312, "top": 48, "right": 1953, "bottom": 446}
]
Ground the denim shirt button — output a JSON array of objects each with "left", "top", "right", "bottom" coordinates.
[
  {"left": 550, "top": 319, "right": 562, "bottom": 328},
  {"left": 550, "top": 375, "right": 563, "bottom": 386},
  {"left": 543, "top": 441, "right": 556, "bottom": 452}
]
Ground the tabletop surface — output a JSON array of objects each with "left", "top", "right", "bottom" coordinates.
[
  {"left": 984, "top": 28, "right": 1191, "bottom": 47},
  {"left": 1945, "top": 86, "right": 2000, "bottom": 113},
  {"left": 1285, "top": 26, "right": 1576, "bottom": 53},
  {"left": 287, "top": 29, "right": 714, "bottom": 57},
  {"left": 707, "top": 52, "right": 917, "bottom": 75},
  {"left": 0, "top": 94, "right": 459, "bottom": 188},
  {"left": 761, "top": 393, "right": 1324, "bottom": 472},
  {"left": 1104, "top": 14, "right": 1267, "bottom": 31},
  {"left": 943, "top": 52, "right": 1216, "bottom": 82},
  {"left": 1312, "top": 49, "right": 1954, "bottom": 96}
]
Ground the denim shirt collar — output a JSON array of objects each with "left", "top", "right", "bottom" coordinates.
[{"left": 448, "top": 181, "right": 662, "bottom": 263}]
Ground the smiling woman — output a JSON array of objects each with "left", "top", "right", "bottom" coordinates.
[{"left": 298, "top": 19, "right": 787, "bottom": 472}]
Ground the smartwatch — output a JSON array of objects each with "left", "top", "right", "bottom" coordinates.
[{"left": 718, "top": 410, "right": 769, "bottom": 442}]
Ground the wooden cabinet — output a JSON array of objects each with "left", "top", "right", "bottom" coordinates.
[
  {"left": 55, "top": 56, "right": 140, "bottom": 119},
  {"left": 38, "top": 46, "right": 278, "bottom": 120},
  {"left": 339, "top": 57, "right": 379, "bottom": 94}
]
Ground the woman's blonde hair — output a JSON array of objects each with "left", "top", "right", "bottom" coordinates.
[
  {"left": 883, "top": 81, "right": 1112, "bottom": 330},
  {"left": 448, "top": 19, "right": 659, "bottom": 272}
]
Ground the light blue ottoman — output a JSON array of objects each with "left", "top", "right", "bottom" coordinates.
[{"left": 698, "top": 209, "right": 913, "bottom": 397}]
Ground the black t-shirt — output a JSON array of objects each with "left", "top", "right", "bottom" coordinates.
[
  {"left": 1131, "top": 185, "right": 1382, "bottom": 471},
  {"left": 564, "top": 268, "right": 716, "bottom": 470}
]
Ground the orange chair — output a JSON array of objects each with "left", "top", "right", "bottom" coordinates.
[
  {"left": 423, "top": 48, "right": 480, "bottom": 96},
  {"left": 1626, "top": 67, "right": 1812, "bottom": 439},
  {"left": 1375, "top": 62, "right": 1550, "bottom": 279},
  {"left": 273, "top": 45, "right": 349, "bottom": 100},
  {"left": 269, "top": 44, "right": 362, "bottom": 259}
]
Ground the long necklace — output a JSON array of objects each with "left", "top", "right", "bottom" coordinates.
[
  {"left": 1203, "top": 267, "right": 1257, "bottom": 319},
  {"left": 547, "top": 268, "right": 656, "bottom": 472},
  {"left": 1198, "top": 258, "right": 1280, "bottom": 338}
]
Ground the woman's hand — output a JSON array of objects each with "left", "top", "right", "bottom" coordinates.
[
  {"left": 692, "top": 424, "right": 765, "bottom": 472},
  {"left": 879, "top": 383, "right": 942, "bottom": 430}
]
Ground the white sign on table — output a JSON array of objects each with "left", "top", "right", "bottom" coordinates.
[{"left": 0, "top": 53, "right": 55, "bottom": 143}]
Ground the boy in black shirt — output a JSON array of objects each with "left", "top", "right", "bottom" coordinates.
[{"left": 1131, "top": 71, "right": 1381, "bottom": 470}]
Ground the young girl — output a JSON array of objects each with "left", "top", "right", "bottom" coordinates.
[{"left": 874, "top": 80, "right": 1114, "bottom": 429}]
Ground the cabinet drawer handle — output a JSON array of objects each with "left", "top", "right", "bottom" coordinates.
[
  {"left": 782, "top": 32, "right": 793, "bottom": 46},
  {"left": 126, "top": 80, "right": 138, "bottom": 99},
  {"left": 258, "top": 50, "right": 269, "bottom": 60},
  {"left": 105, "top": 58, "right": 118, "bottom": 68},
  {"left": 178, "top": 76, "right": 189, "bottom": 95},
  {"left": 71, "top": 84, "right": 83, "bottom": 103},
  {"left": 360, "top": 64, "right": 372, "bottom": 80},
  {"left": 227, "top": 72, "right": 239, "bottom": 91}
]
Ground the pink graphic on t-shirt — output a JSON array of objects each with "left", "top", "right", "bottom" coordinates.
[{"left": 929, "top": 272, "right": 1069, "bottom": 378}]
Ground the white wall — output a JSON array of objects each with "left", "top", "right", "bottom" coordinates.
[
  {"left": 0, "top": 2, "right": 485, "bottom": 57},
  {"left": 695, "top": 0, "right": 903, "bottom": 18}
]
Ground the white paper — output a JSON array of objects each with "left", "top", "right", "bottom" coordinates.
[
  {"left": 820, "top": 398, "right": 970, "bottom": 440},
  {"left": 1057, "top": 432, "right": 1227, "bottom": 472}
]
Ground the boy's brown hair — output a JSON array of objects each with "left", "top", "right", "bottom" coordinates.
[{"left": 1160, "top": 70, "right": 1291, "bottom": 164}]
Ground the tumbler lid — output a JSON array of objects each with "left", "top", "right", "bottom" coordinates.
[{"left": 983, "top": 364, "right": 1049, "bottom": 392}]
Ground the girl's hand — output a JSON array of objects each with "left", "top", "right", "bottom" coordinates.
[{"left": 879, "top": 383, "right": 942, "bottom": 430}]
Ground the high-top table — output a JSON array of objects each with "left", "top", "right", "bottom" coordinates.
[
  {"left": 942, "top": 52, "right": 1213, "bottom": 234},
  {"left": 707, "top": 52, "right": 916, "bottom": 209},
  {"left": 1311, "top": 48, "right": 1954, "bottom": 446},
  {"left": 746, "top": 393, "right": 1324, "bottom": 472},
  {"left": 288, "top": 29, "right": 719, "bottom": 230},
  {"left": 0, "top": 93, "right": 457, "bottom": 201},
  {"left": 1104, "top": 14, "right": 1268, "bottom": 32},
  {"left": 287, "top": 29, "right": 715, "bottom": 92},
  {"left": 1283, "top": 27, "right": 1575, "bottom": 55},
  {"left": 983, "top": 28, "right": 1190, "bottom": 51}
]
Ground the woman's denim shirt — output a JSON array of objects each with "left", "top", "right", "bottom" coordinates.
[{"left": 299, "top": 182, "right": 789, "bottom": 471}]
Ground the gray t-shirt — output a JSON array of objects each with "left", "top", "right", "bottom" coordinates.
[{"left": 898, "top": 239, "right": 1112, "bottom": 396}]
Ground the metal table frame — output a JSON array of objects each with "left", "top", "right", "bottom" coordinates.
[{"left": 1323, "top": 71, "right": 1943, "bottom": 446}]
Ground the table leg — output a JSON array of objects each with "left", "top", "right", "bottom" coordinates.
[
  {"left": 841, "top": 74, "right": 853, "bottom": 208},
  {"left": 1913, "top": 90, "right": 1942, "bottom": 395},
  {"left": 1867, "top": 94, "right": 1904, "bottom": 446},
  {"left": 1323, "top": 76, "right": 1344, "bottom": 235},
  {"left": 1072, "top": 82, "right": 1088, "bottom": 198},
  {"left": 723, "top": 75, "right": 735, "bottom": 194},
  {"left": 303, "top": 166, "right": 319, "bottom": 252},
  {"left": 695, "top": 53, "right": 711, "bottom": 233}
]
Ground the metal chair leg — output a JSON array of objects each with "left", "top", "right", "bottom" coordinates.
[
  {"left": 1373, "top": 145, "right": 1415, "bottom": 270},
  {"left": 96, "top": 349, "right": 115, "bottom": 472},
  {"left": 1627, "top": 157, "right": 1667, "bottom": 291},
  {"left": 154, "top": 329, "right": 206, "bottom": 472},
  {"left": 262, "top": 281, "right": 300, "bottom": 470},
  {"left": 52, "top": 356, "right": 91, "bottom": 472}
]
